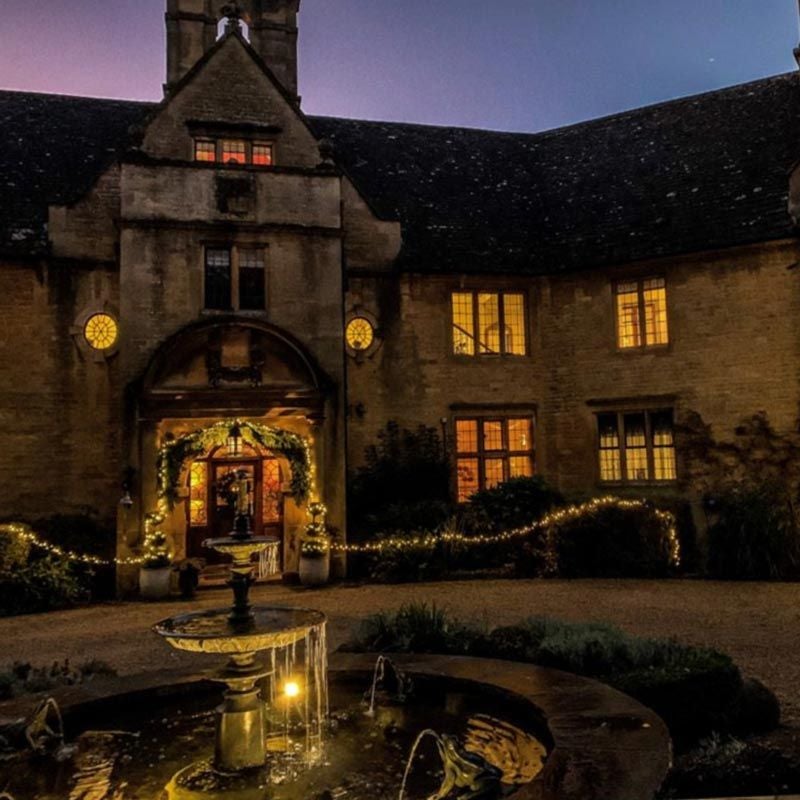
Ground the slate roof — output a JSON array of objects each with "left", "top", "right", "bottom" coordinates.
[{"left": 1, "top": 73, "right": 799, "bottom": 272}]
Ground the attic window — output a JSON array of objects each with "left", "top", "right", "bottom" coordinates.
[
  {"left": 252, "top": 143, "right": 274, "bottom": 166},
  {"left": 195, "top": 139, "right": 216, "bottom": 163},
  {"left": 221, "top": 140, "right": 247, "bottom": 165},
  {"left": 193, "top": 138, "right": 275, "bottom": 168}
]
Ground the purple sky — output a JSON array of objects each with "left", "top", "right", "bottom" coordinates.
[{"left": 0, "top": 0, "right": 798, "bottom": 132}]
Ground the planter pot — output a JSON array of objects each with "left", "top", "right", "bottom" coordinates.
[
  {"left": 299, "top": 554, "right": 330, "bottom": 587},
  {"left": 139, "top": 566, "right": 172, "bottom": 600}
]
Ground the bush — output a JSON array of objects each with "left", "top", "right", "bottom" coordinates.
[
  {"left": 0, "top": 529, "right": 86, "bottom": 616},
  {"left": 344, "top": 605, "right": 777, "bottom": 745},
  {"left": 459, "top": 477, "right": 564, "bottom": 534},
  {"left": 706, "top": 481, "right": 800, "bottom": 580},
  {"left": 361, "top": 533, "right": 445, "bottom": 584},
  {"left": 543, "top": 501, "right": 678, "bottom": 578},
  {"left": 349, "top": 422, "right": 452, "bottom": 536}
]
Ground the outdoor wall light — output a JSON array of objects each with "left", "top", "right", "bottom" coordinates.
[{"left": 227, "top": 423, "right": 243, "bottom": 457}]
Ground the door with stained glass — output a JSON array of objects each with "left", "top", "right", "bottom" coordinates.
[{"left": 187, "top": 446, "right": 285, "bottom": 568}]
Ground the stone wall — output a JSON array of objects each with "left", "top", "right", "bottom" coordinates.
[{"left": 346, "top": 239, "right": 800, "bottom": 511}]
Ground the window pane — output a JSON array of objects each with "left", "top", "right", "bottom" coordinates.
[
  {"left": 503, "top": 294, "right": 526, "bottom": 355},
  {"left": 624, "top": 413, "right": 650, "bottom": 481},
  {"left": 456, "top": 419, "right": 478, "bottom": 453},
  {"left": 189, "top": 461, "right": 208, "bottom": 526},
  {"left": 239, "top": 248, "right": 266, "bottom": 310},
  {"left": 262, "top": 459, "right": 282, "bottom": 523},
  {"left": 652, "top": 411, "right": 677, "bottom": 481},
  {"left": 478, "top": 293, "right": 501, "bottom": 354},
  {"left": 205, "top": 248, "right": 232, "bottom": 310},
  {"left": 508, "top": 418, "right": 532, "bottom": 452},
  {"left": 483, "top": 421, "right": 504, "bottom": 451},
  {"left": 221, "top": 139, "right": 247, "bottom": 164},
  {"left": 452, "top": 293, "right": 475, "bottom": 355},
  {"left": 457, "top": 458, "right": 479, "bottom": 502},
  {"left": 509, "top": 456, "right": 533, "bottom": 478},
  {"left": 598, "top": 414, "right": 621, "bottom": 482},
  {"left": 643, "top": 278, "right": 669, "bottom": 346},
  {"left": 484, "top": 458, "right": 505, "bottom": 489},
  {"left": 616, "top": 282, "right": 642, "bottom": 348},
  {"left": 252, "top": 143, "right": 273, "bottom": 166},
  {"left": 195, "top": 139, "right": 216, "bottom": 163}
]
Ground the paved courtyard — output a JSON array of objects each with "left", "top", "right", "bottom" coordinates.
[{"left": 4, "top": 578, "right": 800, "bottom": 726}]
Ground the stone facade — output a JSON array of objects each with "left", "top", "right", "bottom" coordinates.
[{"left": 0, "top": 1, "right": 799, "bottom": 585}]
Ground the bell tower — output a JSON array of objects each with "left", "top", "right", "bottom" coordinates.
[{"left": 165, "top": 0, "right": 302, "bottom": 99}]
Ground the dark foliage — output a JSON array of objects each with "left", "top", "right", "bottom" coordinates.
[
  {"left": 706, "top": 481, "right": 800, "bottom": 580},
  {"left": 545, "top": 502, "right": 677, "bottom": 578},
  {"left": 459, "top": 477, "right": 563, "bottom": 533},
  {"left": 344, "top": 604, "right": 779, "bottom": 746},
  {"left": 33, "top": 512, "right": 116, "bottom": 600},
  {"left": 348, "top": 422, "right": 452, "bottom": 536},
  {"left": 659, "top": 736, "right": 800, "bottom": 798},
  {"left": 0, "top": 529, "right": 87, "bottom": 616}
]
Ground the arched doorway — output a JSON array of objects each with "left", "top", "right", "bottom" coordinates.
[{"left": 186, "top": 442, "right": 285, "bottom": 565}]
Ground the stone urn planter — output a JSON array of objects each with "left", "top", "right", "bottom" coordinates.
[
  {"left": 299, "top": 553, "right": 330, "bottom": 587},
  {"left": 139, "top": 566, "right": 172, "bottom": 600}
]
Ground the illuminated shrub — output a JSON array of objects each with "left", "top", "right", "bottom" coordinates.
[{"left": 542, "top": 500, "right": 679, "bottom": 578}]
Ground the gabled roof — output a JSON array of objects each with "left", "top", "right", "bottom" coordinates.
[{"left": 0, "top": 71, "right": 798, "bottom": 271}]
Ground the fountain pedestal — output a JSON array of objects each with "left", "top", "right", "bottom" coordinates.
[{"left": 212, "top": 653, "right": 271, "bottom": 773}]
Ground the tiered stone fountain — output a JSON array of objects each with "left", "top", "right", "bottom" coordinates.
[{"left": 154, "top": 473, "right": 328, "bottom": 796}]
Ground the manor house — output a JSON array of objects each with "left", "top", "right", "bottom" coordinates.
[{"left": 1, "top": 0, "right": 799, "bottom": 585}]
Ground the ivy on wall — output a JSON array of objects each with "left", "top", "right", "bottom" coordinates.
[{"left": 156, "top": 419, "right": 314, "bottom": 510}]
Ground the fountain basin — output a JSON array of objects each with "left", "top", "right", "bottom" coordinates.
[
  {"left": 202, "top": 536, "right": 279, "bottom": 563},
  {"left": 0, "top": 653, "right": 671, "bottom": 800},
  {"left": 153, "top": 606, "right": 326, "bottom": 655}
]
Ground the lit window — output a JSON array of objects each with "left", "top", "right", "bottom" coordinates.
[
  {"left": 194, "top": 139, "right": 216, "bottom": 163},
  {"left": 84, "top": 313, "right": 119, "bottom": 351},
  {"left": 189, "top": 461, "right": 208, "bottom": 526},
  {"left": 346, "top": 318, "right": 376, "bottom": 353},
  {"left": 262, "top": 458, "right": 282, "bottom": 525},
  {"left": 221, "top": 139, "right": 247, "bottom": 165},
  {"left": 615, "top": 278, "right": 669, "bottom": 349},
  {"left": 239, "top": 248, "right": 266, "bottom": 311},
  {"left": 596, "top": 410, "right": 676, "bottom": 484},
  {"left": 451, "top": 292, "right": 527, "bottom": 356},
  {"left": 455, "top": 416, "right": 535, "bottom": 501},
  {"left": 252, "top": 142, "right": 274, "bottom": 166}
]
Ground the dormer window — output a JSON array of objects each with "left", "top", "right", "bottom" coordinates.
[
  {"left": 194, "top": 139, "right": 216, "bottom": 163},
  {"left": 221, "top": 139, "right": 247, "bottom": 165},
  {"left": 252, "top": 142, "right": 274, "bottom": 167},
  {"left": 193, "top": 138, "right": 275, "bottom": 168}
]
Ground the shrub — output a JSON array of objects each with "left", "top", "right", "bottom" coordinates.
[
  {"left": 706, "top": 481, "right": 800, "bottom": 580},
  {"left": 344, "top": 605, "right": 777, "bottom": 745},
  {"left": 361, "top": 534, "right": 445, "bottom": 584},
  {"left": 350, "top": 603, "right": 476, "bottom": 654},
  {"left": 459, "top": 477, "right": 564, "bottom": 534},
  {"left": 349, "top": 422, "right": 452, "bottom": 536},
  {"left": 0, "top": 554, "right": 86, "bottom": 616},
  {"left": 544, "top": 500, "right": 678, "bottom": 578}
]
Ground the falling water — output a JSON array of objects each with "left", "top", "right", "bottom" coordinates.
[
  {"left": 398, "top": 729, "right": 444, "bottom": 800},
  {"left": 366, "top": 655, "right": 389, "bottom": 717},
  {"left": 263, "top": 618, "right": 328, "bottom": 773}
]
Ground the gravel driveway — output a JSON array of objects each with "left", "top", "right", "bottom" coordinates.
[{"left": 3, "top": 579, "right": 800, "bottom": 726}]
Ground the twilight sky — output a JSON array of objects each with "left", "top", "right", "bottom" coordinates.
[{"left": 0, "top": 0, "right": 798, "bottom": 133}]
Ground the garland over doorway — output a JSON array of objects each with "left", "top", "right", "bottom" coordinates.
[{"left": 156, "top": 419, "right": 315, "bottom": 511}]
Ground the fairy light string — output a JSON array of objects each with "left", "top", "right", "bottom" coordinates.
[
  {"left": 330, "top": 496, "right": 681, "bottom": 567},
  {"left": 0, "top": 497, "right": 680, "bottom": 569}
]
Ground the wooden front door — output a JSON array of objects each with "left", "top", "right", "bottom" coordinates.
[{"left": 187, "top": 446, "right": 285, "bottom": 568}]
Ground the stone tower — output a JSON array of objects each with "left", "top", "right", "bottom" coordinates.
[{"left": 165, "top": 0, "right": 302, "bottom": 98}]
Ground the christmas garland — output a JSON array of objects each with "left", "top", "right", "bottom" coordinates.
[{"left": 156, "top": 419, "right": 314, "bottom": 510}]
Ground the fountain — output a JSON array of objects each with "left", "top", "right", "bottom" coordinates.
[{"left": 153, "top": 472, "right": 328, "bottom": 796}]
